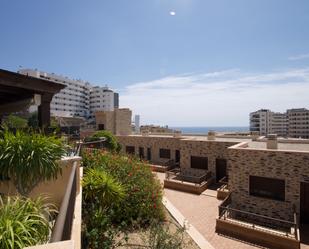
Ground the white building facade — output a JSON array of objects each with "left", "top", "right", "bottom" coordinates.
[
  {"left": 18, "top": 69, "right": 118, "bottom": 120},
  {"left": 250, "top": 108, "right": 309, "bottom": 138}
]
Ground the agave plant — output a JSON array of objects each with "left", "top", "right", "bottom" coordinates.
[
  {"left": 0, "top": 196, "right": 57, "bottom": 249},
  {"left": 0, "top": 130, "right": 67, "bottom": 195}
]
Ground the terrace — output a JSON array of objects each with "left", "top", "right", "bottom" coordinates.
[
  {"left": 216, "top": 194, "right": 300, "bottom": 249},
  {"left": 164, "top": 167, "right": 214, "bottom": 194}
]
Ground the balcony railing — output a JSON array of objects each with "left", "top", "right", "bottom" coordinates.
[
  {"left": 50, "top": 161, "right": 77, "bottom": 242},
  {"left": 218, "top": 194, "right": 299, "bottom": 240}
]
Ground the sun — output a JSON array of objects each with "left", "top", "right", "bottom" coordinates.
[{"left": 169, "top": 11, "right": 176, "bottom": 16}]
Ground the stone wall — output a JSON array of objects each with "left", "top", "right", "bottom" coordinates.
[
  {"left": 116, "top": 135, "right": 239, "bottom": 181},
  {"left": 180, "top": 140, "right": 237, "bottom": 179},
  {"left": 228, "top": 147, "right": 309, "bottom": 221},
  {"left": 117, "top": 135, "right": 181, "bottom": 163}
]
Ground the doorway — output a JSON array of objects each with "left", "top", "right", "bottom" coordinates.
[
  {"left": 300, "top": 182, "right": 309, "bottom": 224},
  {"left": 216, "top": 158, "right": 227, "bottom": 182},
  {"left": 175, "top": 150, "right": 180, "bottom": 164}
]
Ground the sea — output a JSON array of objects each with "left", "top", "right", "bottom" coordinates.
[{"left": 170, "top": 126, "right": 249, "bottom": 134}]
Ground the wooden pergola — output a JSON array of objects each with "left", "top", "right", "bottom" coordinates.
[{"left": 0, "top": 69, "right": 65, "bottom": 128}]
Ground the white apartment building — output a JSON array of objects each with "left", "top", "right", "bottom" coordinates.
[
  {"left": 287, "top": 108, "right": 309, "bottom": 139},
  {"left": 18, "top": 69, "right": 118, "bottom": 120},
  {"left": 250, "top": 108, "right": 309, "bottom": 138},
  {"left": 89, "top": 86, "right": 119, "bottom": 120}
]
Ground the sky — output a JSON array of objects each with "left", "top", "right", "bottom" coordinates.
[{"left": 0, "top": 0, "right": 309, "bottom": 126}]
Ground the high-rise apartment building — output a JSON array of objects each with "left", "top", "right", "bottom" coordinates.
[
  {"left": 250, "top": 108, "right": 309, "bottom": 138},
  {"left": 18, "top": 69, "right": 118, "bottom": 120},
  {"left": 287, "top": 108, "right": 309, "bottom": 139}
]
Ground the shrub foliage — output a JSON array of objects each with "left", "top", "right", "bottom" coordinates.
[
  {"left": 0, "top": 130, "right": 66, "bottom": 195},
  {"left": 0, "top": 196, "right": 56, "bottom": 249},
  {"left": 82, "top": 150, "right": 165, "bottom": 248}
]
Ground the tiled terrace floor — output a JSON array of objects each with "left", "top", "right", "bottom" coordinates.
[{"left": 156, "top": 172, "right": 309, "bottom": 249}]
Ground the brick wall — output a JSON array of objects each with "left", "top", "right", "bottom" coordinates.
[{"left": 228, "top": 147, "right": 309, "bottom": 221}]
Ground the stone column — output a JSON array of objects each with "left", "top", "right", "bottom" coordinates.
[{"left": 38, "top": 93, "right": 53, "bottom": 128}]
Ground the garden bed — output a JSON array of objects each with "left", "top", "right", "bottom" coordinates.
[{"left": 116, "top": 209, "right": 200, "bottom": 249}]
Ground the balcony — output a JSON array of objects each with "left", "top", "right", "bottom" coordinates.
[
  {"left": 164, "top": 168, "right": 214, "bottom": 194},
  {"left": 216, "top": 194, "right": 300, "bottom": 249}
]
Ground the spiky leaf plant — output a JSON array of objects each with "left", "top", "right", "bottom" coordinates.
[
  {"left": 0, "top": 130, "right": 66, "bottom": 195},
  {"left": 83, "top": 167, "right": 125, "bottom": 208},
  {"left": 0, "top": 196, "right": 57, "bottom": 249}
]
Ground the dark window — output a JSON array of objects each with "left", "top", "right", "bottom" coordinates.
[
  {"left": 191, "top": 156, "right": 208, "bottom": 170},
  {"left": 126, "top": 146, "right": 135, "bottom": 155},
  {"left": 98, "top": 124, "right": 105, "bottom": 130},
  {"left": 147, "top": 148, "right": 151, "bottom": 160},
  {"left": 139, "top": 147, "right": 144, "bottom": 159},
  {"left": 159, "top": 148, "right": 171, "bottom": 159},
  {"left": 249, "top": 176, "right": 285, "bottom": 201}
]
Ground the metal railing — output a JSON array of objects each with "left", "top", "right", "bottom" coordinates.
[
  {"left": 50, "top": 161, "right": 77, "bottom": 242},
  {"left": 218, "top": 176, "right": 229, "bottom": 191},
  {"left": 218, "top": 193, "right": 299, "bottom": 240}
]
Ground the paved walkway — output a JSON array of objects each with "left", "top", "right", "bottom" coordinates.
[{"left": 156, "top": 172, "right": 309, "bottom": 249}]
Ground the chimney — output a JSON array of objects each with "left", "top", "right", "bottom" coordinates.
[
  {"left": 208, "top": 130, "right": 216, "bottom": 140},
  {"left": 251, "top": 131, "right": 260, "bottom": 141},
  {"left": 267, "top": 134, "right": 278, "bottom": 149},
  {"left": 173, "top": 130, "right": 182, "bottom": 138},
  {"left": 141, "top": 130, "right": 149, "bottom": 137}
]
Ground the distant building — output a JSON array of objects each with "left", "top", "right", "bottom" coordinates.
[
  {"left": 18, "top": 69, "right": 118, "bottom": 120},
  {"left": 95, "top": 108, "right": 132, "bottom": 135},
  {"left": 140, "top": 125, "right": 175, "bottom": 134},
  {"left": 250, "top": 108, "right": 309, "bottom": 138},
  {"left": 89, "top": 86, "right": 119, "bottom": 120},
  {"left": 287, "top": 108, "right": 309, "bottom": 139},
  {"left": 133, "top": 115, "right": 140, "bottom": 133}
]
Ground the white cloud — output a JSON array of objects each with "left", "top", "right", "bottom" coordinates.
[
  {"left": 169, "top": 11, "right": 176, "bottom": 16},
  {"left": 288, "top": 53, "right": 309, "bottom": 61},
  {"left": 119, "top": 68, "right": 309, "bottom": 126}
]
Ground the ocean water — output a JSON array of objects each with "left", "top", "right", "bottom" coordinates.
[{"left": 170, "top": 126, "right": 249, "bottom": 134}]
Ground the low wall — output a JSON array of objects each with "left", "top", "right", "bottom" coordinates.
[
  {"left": 164, "top": 177, "right": 214, "bottom": 194},
  {"left": 0, "top": 156, "right": 81, "bottom": 207},
  {"left": 216, "top": 219, "right": 300, "bottom": 249}
]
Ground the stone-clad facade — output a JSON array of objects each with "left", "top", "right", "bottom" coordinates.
[
  {"left": 117, "top": 134, "right": 309, "bottom": 225},
  {"left": 228, "top": 145, "right": 309, "bottom": 221},
  {"left": 117, "top": 135, "right": 181, "bottom": 164},
  {"left": 180, "top": 139, "right": 236, "bottom": 174},
  {"left": 117, "top": 135, "right": 240, "bottom": 182}
]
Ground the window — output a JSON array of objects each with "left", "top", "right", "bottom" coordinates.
[
  {"left": 191, "top": 156, "right": 208, "bottom": 170},
  {"left": 98, "top": 124, "right": 105, "bottom": 130},
  {"left": 159, "top": 148, "right": 171, "bottom": 159},
  {"left": 126, "top": 146, "right": 135, "bottom": 155},
  {"left": 249, "top": 176, "right": 285, "bottom": 201}
]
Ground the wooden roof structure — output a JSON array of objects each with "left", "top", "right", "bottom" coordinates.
[{"left": 0, "top": 69, "right": 65, "bottom": 128}]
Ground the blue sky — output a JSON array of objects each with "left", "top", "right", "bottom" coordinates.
[{"left": 1, "top": 0, "right": 309, "bottom": 126}]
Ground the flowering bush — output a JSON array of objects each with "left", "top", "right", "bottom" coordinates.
[{"left": 82, "top": 151, "right": 165, "bottom": 227}]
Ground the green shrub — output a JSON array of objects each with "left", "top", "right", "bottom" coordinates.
[
  {"left": 82, "top": 167, "right": 126, "bottom": 249},
  {"left": 0, "top": 130, "right": 66, "bottom": 195},
  {"left": 82, "top": 151, "right": 165, "bottom": 226},
  {"left": 83, "top": 167, "right": 125, "bottom": 208},
  {"left": 0, "top": 196, "right": 56, "bottom": 249},
  {"left": 2, "top": 115, "right": 28, "bottom": 129},
  {"left": 85, "top": 130, "right": 121, "bottom": 152}
]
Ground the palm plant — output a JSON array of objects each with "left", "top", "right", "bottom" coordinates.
[
  {"left": 0, "top": 196, "right": 57, "bottom": 249},
  {"left": 0, "top": 130, "right": 67, "bottom": 195}
]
